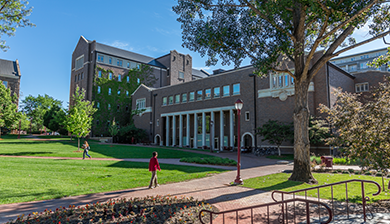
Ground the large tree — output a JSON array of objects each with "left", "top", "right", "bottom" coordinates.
[
  {"left": 0, "top": 80, "right": 19, "bottom": 138},
  {"left": 0, "top": 0, "right": 35, "bottom": 51},
  {"left": 65, "top": 86, "right": 97, "bottom": 151},
  {"left": 173, "top": 0, "right": 390, "bottom": 183}
]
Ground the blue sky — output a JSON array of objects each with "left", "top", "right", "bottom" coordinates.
[{"left": 0, "top": 0, "right": 387, "bottom": 108}]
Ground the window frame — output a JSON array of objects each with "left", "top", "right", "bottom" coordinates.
[
  {"left": 189, "top": 92, "right": 195, "bottom": 102},
  {"left": 197, "top": 90, "right": 203, "bottom": 101},
  {"left": 182, "top": 93, "right": 187, "bottom": 103},
  {"left": 136, "top": 98, "right": 146, "bottom": 110},
  {"left": 355, "top": 82, "right": 369, "bottom": 93},
  {"left": 175, "top": 94, "right": 180, "bottom": 104},
  {"left": 223, "top": 85, "right": 230, "bottom": 97},
  {"left": 245, "top": 111, "right": 250, "bottom": 121},
  {"left": 232, "top": 83, "right": 240, "bottom": 95},
  {"left": 168, "top": 96, "right": 174, "bottom": 105},
  {"left": 214, "top": 87, "right": 220, "bottom": 98},
  {"left": 179, "top": 71, "right": 184, "bottom": 79},
  {"left": 109, "top": 72, "right": 113, "bottom": 80},
  {"left": 162, "top": 97, "right": 167, "bottom": 106}
]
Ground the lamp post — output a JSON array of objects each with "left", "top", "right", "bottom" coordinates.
[{"left": 234, "top": 99, "right": 243, "bottom": 185}]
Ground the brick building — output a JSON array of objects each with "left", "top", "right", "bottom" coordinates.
[{"left": 0, "top": 58, "right": 21, "bottom": 104}]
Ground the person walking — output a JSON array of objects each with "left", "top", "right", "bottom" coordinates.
[
  {"left": 148, "top": 151, "right": 161, "bottom": 189},
  {"left": 82, "top": 140, "right": 92, "bottom": 160}
]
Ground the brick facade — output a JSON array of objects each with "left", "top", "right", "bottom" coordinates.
[{"left": 0, "top": 59, "right": 21, "bottom": 106}]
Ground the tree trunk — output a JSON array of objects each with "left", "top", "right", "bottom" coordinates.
[
  {"left": 0, "top": 127, "right": 2, "bottom": 139},
  {"left": 289, "top": 80, "right": 317, "bottom": 184},
  {"left": 277, "top": 145, "right": 281, "bottom": 156},
  {"left": 77, "top": 138, "right": 80, "bottom": 151}
]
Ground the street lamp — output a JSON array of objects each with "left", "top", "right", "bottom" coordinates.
[{"left": 234, "top": 99, "right": 243, "bottom": 185}]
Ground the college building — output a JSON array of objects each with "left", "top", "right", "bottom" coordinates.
[
  {"left": 70, "top": 36, "right": 389, "bottom": 150},
  {"left": 0, "top": 58, "right": 21, "bottom": 104}
]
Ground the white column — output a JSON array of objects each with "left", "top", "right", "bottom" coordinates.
[
  {"left": 220, "top": 110, "right": 224, "bottom": 151},
  {"left": 172, "top": 115, "right": 176, "bottom": 146},
  {"left": 186, "top": 114, "right": 190, "bottom": 146},
  {"left": 166, "top": 116, "right": 170, "bottom": 147},
  {"left": 202, "top": 112, "right": 206, "bottom": 148},
  {"left": 230, "top": 109, "right": 234, "bottom": 149},
  {"left": 179, "top": 114, "right": 183, "bottom": 147},
  {"left": 194, "top": 113, "right": 198, "bottom": 148},
  {"left": 211, "top": 111, "right": 215, "bottom": 150}
]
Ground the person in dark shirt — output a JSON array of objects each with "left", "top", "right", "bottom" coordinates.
[{"left": 148, "top": 151, "right": 161, "bottom": 189}]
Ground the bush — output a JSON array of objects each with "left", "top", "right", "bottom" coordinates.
[{"left": 180, "top": 157, "right": 237, "bottom": 166}]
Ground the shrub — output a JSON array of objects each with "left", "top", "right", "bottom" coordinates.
[
  {"left": 180, "top": 157, "right": 237, "bottom": 166},
  {"left": 342, "top": 170, "right": 349, "bottom": 174},
  {"left": 365, "top": 171, "right": 371, "bottom": 175},
  {"left": 348, "top": 169, "right": 354, "bottom": 173}
]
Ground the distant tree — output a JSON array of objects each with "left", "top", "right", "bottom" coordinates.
[
  {"left": 369, "top": 46, "right": 390, "bottom": 69},
  {"left": 64, "top": 86, "right": 97, "bottom": 151},
  {"left": 309, "top": 116, "right": 332, "bottom": 146},
  {"left": 0, "top": 81, "right": 19, "bottom": 138},
  {"left": 174, "top": 0, "right": 390, "bottom": 183},
  {"left": 0, "top": 0, "right": 35, "bottom": 51},
  {"left": 118, "top": 124, "right": 147, "bottom": 143},
  {"left": 319, "top": 80, "right": 390, "bottom": 175},
  {"left": 43, "top": 105, "right": 66, "bottom": 132},
  {"left": 108, "top": 119, "right": 119, "bottom": 143},
  {"left": 257, "top": 120, "right": 294, "bottom": 156},
  {"left": 21, "top": 94, "right": 62, "bottom": 132}
]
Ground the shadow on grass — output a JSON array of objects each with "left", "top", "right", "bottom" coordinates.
[{"left": 0, "top": 152, "right": 54, "bottom": 156}]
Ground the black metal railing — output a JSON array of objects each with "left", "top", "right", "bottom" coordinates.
[{"left": 198, "top": 198, "right": 333, "bottom": 224}]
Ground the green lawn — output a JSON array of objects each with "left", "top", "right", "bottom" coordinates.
[
  {"left": 0, "top": 135, "right": 215, "bottom": 159},
  {"left": 0, "top": 157, "right": 225, "bottom": 204},
  {"left": 243, "top": 173, "right": 390, "bottom": 203}
]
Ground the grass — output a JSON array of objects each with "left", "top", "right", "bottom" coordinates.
[
  {"left": 0, "top": 135, "right": 215, "bottom": 159},
  {"left": 0, "top": 157, "right": 225, "bottom": 205},
  {"left": 243, "top": 173, "right": 390, "bottom": 203},
  {"left": 266, "top": 154, "right": 361, "bottom": 165}
]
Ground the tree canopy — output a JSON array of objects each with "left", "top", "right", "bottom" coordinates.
[
  {"left": 257, "top": 120, "right": 293, "bottom": 156},
  {"left": 0, "top": 0, "right": 35, "bottom": 51},
  {"left": 174, "top": 0, "right": 390, "bottom": 183}
]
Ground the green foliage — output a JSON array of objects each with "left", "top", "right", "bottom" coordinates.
[
  {"left": 320, "top": 78, "right": 390, "bottom": 173},
  {"left": 180, "top": 157, "right": 237, "bottom": 166},
  {"left": 309, "top": 116, "right": 332, "bottom": 145},
  {"left": 0, "top": 80, "right": 19, "bottom": 137},
  {"left": 257, "top": 120, "right": 293, "bottom": 156},
  {"left": 369, "top": 46, "right": 390, "bottom": 69},
  {"left": 64, "top": 86, "right": 97, "bottom": 150},
  {"left": 118, "top": 124, "right": 147, "bottom": 143},
  {"left": 0, "top": 0, "right": 35, "bottom": 51},
  {"left": 108, "top": 119, "right": 119, "bottom": 142},
  {"left": 92, "top": 65, "right": 156, "bottom": 136},
  {"left": 43, "top": 105, "right": 66, "bottom": 132},
  {"left": 21, "top": 94, "right": 62, "bottom": 132}
]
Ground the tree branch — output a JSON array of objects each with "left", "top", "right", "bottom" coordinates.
[
  {"left": 186, "top": 0, "right": 247, "bottom": 8},
  {"left": 271, "top": 68, "right": 296, "bottom": 79},
  {"left": 0, "top": 0, "right": 11, "bottom": 13}
]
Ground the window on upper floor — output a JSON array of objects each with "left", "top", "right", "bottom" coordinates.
[
  {"left": 189, "top": 92, "right": 195, "bottom": 102},
  {"left": 351, "top": 57, "right": 355, "bottom": 61},
  {"left": 137, "top": 78, "right": 140, "bottom": 84},
  {"left": 136, "top": 98, "right": 146, "bottom": 110},
  {"left": 127, "top": 76, "right": 129, "bottom": 83},
  {"left": 81, "top": 72, "right": 84, "bottom": 80},
  {"left": 205, "top": 89, "right": 211, "bottom": 99},
  {"left": 97, "top": 55, "right": 104, "bottom": 62},
  {"left": 233, "top": 83, "right": 240, "bottom": 95},
  {"left": 117, "top": 89, "right": 121, "bottom": 95},
  {"left": 97, "top": 102, "right": 100, "bottom": 109},
  {"left": 175, "top": 94, "right": 180, "bottom": 104},
  {"left": 182, "top": 93, "right": 187, "bottom": 103},
  {"left": 118, "top": 74, "right": 122, "bottom": 82},
  {"left": 355, "top": 82, "right": 369, "bottom": 93},
  {"left": 74, "top": 75, "right": 77, "bottom": 82},
  {"left": 271, "top": 73, "right": 294, "bottom": 89},
  {"left": 223, "top": 85, "right": 230, "bottom": 96},
  {"left": 108, "top": 104, "right": 111, "bottom": 110},
  {"left": 197, "top": 90, "right": 202, "bottom": 100},
  {"left": 214, "top": 87, "right": 220, "bottom": 98},
  {"left": 361, "top": 55, "right": 369, "bottom": 59},
  {"left": 163, "top": 97, "right": 167, "bottom": 106},
  {"left": 97, "top": 86, "right": 101, "bottom": 94},
  {"left": 2, "top": 81, "right": 8, "bottom": 88},
  {"left": 245, "top": 111, "right": 250, "bottom": 121},
  {"left": 109, "top": 72, "right": 113, "bottom": 80},
  {"left": 169, "top": 96, "right": 173, "bottom": 105},
  {"left": 127, "top": 62, "right": 130, "bottom": 68},
  {"left": 117, "top": 60, "right": 123, "bottom": 67},
  {"left": 98, "top": 70, "right": 102, "bottom": 78},
  {"left": 108, "top": 88, "right": 112, "bottom": 95},
  {"left": 75, "top": 55, "right": 84, "bottom": 70},
  {"left": 130, "top": 61, "right": 137, "bottom": 69},
  {"left": 137, "top": 64, "right": 141, "bottom": 69},
  {"left": 126, "top": 91, "right": 129, "bottom": 96},
  {"left": 109, "top": 57, "right": 112, "bottom": 64},
  {"left": 78, "top": 74, "right": 80, "bottom": 81},
  {"left": 349, "top": 65, "right": 357, "bottom": 72},
  {"left": 360, "top": 62, "right": 368, "bottom": 69},
  {"left": 157, "top": 119, "right": 159, "bottom": 126},
  {"left": 179, "top": 71, "right": 184, "bottom": 79}
]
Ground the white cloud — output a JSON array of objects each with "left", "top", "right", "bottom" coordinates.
[
  {"left": 154, "top": 28, "right": 181, "bottom": 36},
  {"left": 104, "top": 40, "right": 134, "bottom": 51},
  {"left": 354, "top": 21, "right": 371, "bottom": 37},
  {"left": 194, "top": 66, "right": 211, "bottom": 71}
]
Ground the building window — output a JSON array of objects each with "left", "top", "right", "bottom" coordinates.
[
  {"left": 179, "top": 71, "right": 184, "bottom": 79},
  {"left": 74, "top": 75, "right": 77, "bottom": 82},
  {"left": 350, "top": 57, "right": 355, "bottom": 61},
  {"left": 284, "top": 74, "right": 289, "bottom": 87},
  {"left": 360, "top": 62, "right": 368, "bottom": 69},
  {"left": 168, "top": 96, "right": 173, "bottom": 105},
  {"left": 361, "top": 55, "right": 369, "bottom": 59},
  {"left": 118, "top": 75, "right": 122, "bottom": 82},
  {"left": 75, "top": 55, "right": 84, "bottom": 70},
  {"left": 108, "top": 104, "right": 111, "bottom": 110},
  {"left": 137, "top": 78, "right": 140, "bottom": 84},
  {"left": 81, "top": 72, "right": 84, "bottom": 80},
  {"left": 182, "top": 93, "right": 187, "bottom": 103},
  {"left": 127, "top": 62, "right": 130, "bottom": 68},
  {"left": 97, "top": 102, "right": 100, "bottom": 109},
  {"left": 175, "top": 94, "right": 180, "bottom": 104},
  {"left": 163, "top": 97, "right": 167, "bottom": 106},
  {"left": 127, "top": 76, "right": 129, "bottom": 83},
  {"left": 130, "top": 61, "right": 136, "bottom": 69},
  {"left": 98, "top": 70, "right": 102, "bottom": 78},
  {"left": 223, "top": 85, "right": 230, "bottom": 97},
  {"left": 117, "top": 89, "right": 121, "bottom": 95},
  {"left": 78, "top": 74, "right": 80, "bottom": 81},
  {"left": 355, "top": 82, "right": 369, "bottom": 93},
  {"left": 117, "top": 60, "right": 123, "bottom": 67},
  {"left": 272, "top": 73, "right": 293, "bottom": 88},
  {"left": 205, "top": 89, "right": 211, "bottom": 99},
  {"left": 97, "top": 86, "right": 101, "bottom": 94},
  {"left": 245, "top": 111, "right": 250, "bottom": 121},
  {"left": 136, "top": 98, "right": 146, "bottom": 110},
  {"left": 109, "top": 57, "right": 112, "bottom": 64},
  {"left": 126, "top": 91, "right": 129, "bottom": 96},
  {"left": 117, "top": 105, "right": 120, "bottom": 111},
  {"left": 233, "top": 83, "right": 240, "bottom": 95},
  {"left": 349, "top": 65, "right": 357, "bottom": 72},
  {"left": 157, "top": 119, "right": 159, "bottom": 126},
  {"left": 97, "top": 55, "right": 104, "bottom": 62},
  {"left": 197, "top": 90, "right": 202, "bottom": 100},
  {"left": 2, "top": 81, "right": 8, "bottom": 88},
  {"left": 213, "top": 87, "right": 220, "bottom": 98},
  {"left": 137, "top": 64, "right": 141, "bottom": 69},
  {"left": 108, "top": 88, "right": 111, "bottom": 95},
  {"left": 189, "top": 92, "right": 195, "bottom": 102},
  {"left": 109, "top": 72, "right": 113, "bottom": 80}
]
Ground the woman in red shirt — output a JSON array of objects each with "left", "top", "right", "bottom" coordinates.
[{"left": 148, "top": 151, "right": 161, "bottom": 189}]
